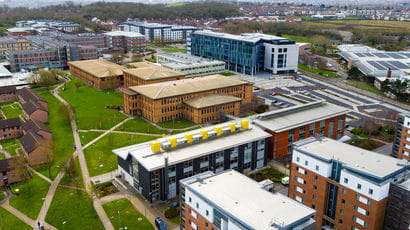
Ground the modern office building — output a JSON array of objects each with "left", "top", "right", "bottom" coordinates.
[
  {"left": 55, "top": 33, "right": 110, "bottom": 50},
  {"left": 392, "top": 112, "right": 410, "bottom": 161},
  {"left": 289, "top": 137, "right": 409, "bottom": 230},
  {"left": 0, "top": 36, "right": 31, "bottom": 58},
  {"left": 7, "top": 27, "right": 38, "bottom": 36},
  {"left": 104, "top": 31, "right": 145, "bottom": 51},
  {"left": 69, "top": 59, "right": 127, "bottom": 90},
  {"left": 119, "top": 21, "right": 199, "bottom": 42},
  {"left": 122, "top": 74, "right": 253, "bottom": 123},
  {"left": 113, "top": 120, "right": 271, "bottom": 202},
  {"left": 383, "top": 174, "right": 410, "bottom": 230},
  {"left": 15, "top": 19, "right": 81, "bottom": 32},
  {"left": 188, "top": 30, "right": 299, "bottom": 75},
  {"left": 180, "top": 170, "right": 316, "bottom": 230},
  {"left": 253, "top": 100, "right": 349, "bottom": 159},
  {"left": 123, "top": 65, "right": 185, "bottom": 87},
  {"left": 157, "top": 52, "right": 226, "bottom": 77}
]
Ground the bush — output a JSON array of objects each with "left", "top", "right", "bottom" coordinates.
[
  {"left": 164, "top": 206, "right": 178, "bottom": 219},
  {"left": 255, "top": 104, "right": 269, "bottom": 114}
]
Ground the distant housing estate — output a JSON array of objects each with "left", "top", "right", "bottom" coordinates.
[
  {"left": 120, "top": 21, "right": 199, "bottom": 42},
  {"left": 188, "top": 30, "right": 299, "bottom": 75}
]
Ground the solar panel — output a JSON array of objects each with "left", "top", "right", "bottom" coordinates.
[
  {"left": 373, "top": 53, "right": 389, "bottom": 58},
  {"left": 354, "top": 53, "right": 365, "bottom": 57},
  {"left": 377, "top": 61, "right": 398, "bottom": 70},
  {"left": 386, "top": 53, "right": 405, "bottom": 59},
  {"left": 367, "top": 61, "right": 385, "bottom": 70},
  {"left": 362, "top": 53, "right": 374, "bottom": 57},
  {"left": 388, "top": 61, "right": 409, "bottom": 69}
]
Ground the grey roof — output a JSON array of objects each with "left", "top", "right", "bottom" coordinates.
[
  {"left": 253, "top": 101, "right": 349, "bottom": 133},
  {"left": 0, "top": 118, "right": 21, "bottom": 129},
  {"left": 182, "top": 170, "right": 316, "bottom": 230},
  {"left": 192, "top": 30, "right": 290, "bottom": 43},
  {"left": 0, "top": 86, "right": 16, "bottom": 94},
  {"left": 294, "top": 137, "right": 409, "bottom": 179},
  {"left": 23, "top": 119, "right": 50, "bottom": 135},
  {"left": 0, "top": 66, "right": 12, "bottom": 78},
  {"left": 113, "top": 121, "right": 271, "bottom": 171}
]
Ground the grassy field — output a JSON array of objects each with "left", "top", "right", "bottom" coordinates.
[
  {"left": 166, "top": 2, "right": 187, "bottom": 7},
  {"left": 145, "top": 56, "right": 157, "bottom": 62},
  {"left": 103, "top": 198, "right": 154, "bottom": 230},
  {"left": 158, "top": 119, "right": 196, "bottom": 129},
  {"left": 219, "top": 72, "right": 237, "bottom": 76},
  {"left": 34, "top": 91, "right": 75, "bottom": 179},
  {"left": 79, "top": 131, "right": 102, "bottom": 146},
  {"left": 60, "top": 77, "right": 127, "bottom": 130},
  {"left": 303, "top": 20, "right": 410, "bottom": 33},
  {"left": 10, "top": 175, "right": 50, "bottom": 220},
  {"left": 84, "top": 133, "right": 157, "bottom": 177},
  {"left": 0, "top": 139, "right": 20, "bottom": 156},
  {"left": 161, "top": 48, "right": 187, "bottom": 53},
  {"left": 0, "top": 102, "right": 23, "bottom": 120},
  {"left": 350, "top": 81, "right": 382, "bottom": 95},
  {"left": 0, "top": 207, "right": 32, "bottom": 230},
  {"left": 115, "top": 118, "right": 166, "bottom": 135},
  {"left": 46, "top": 187, "right": 104, "bottom": 230},
  {"left": 60, "top": 157, "right": 84, "bottom": 188},
  {"left": 298, "top": 64, "right": 341, "bottom": 78}
]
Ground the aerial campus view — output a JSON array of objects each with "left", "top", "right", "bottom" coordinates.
[{"left": 0, "top": 0, "right": 408, "bottom": 230}]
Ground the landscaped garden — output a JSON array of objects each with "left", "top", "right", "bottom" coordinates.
[
  {"left": 348, "top": 138, "right": 384, "bottom": 150},
  {"left": 84, "top": 133, "right": 157, "bottom": 176},
  {"left": 0, "top": 102, "right": 23, "bottom": 120},
  {"left": 103, "top": 198, "right": 154, "bottom": 230},
  {"left": 115, "top": 118, "right": 166, "bottom": 135},
  {"left": 161, "top": 48, "right": 187, "bottom": 53},
  {"left": 0, "top": 139, "right": 20, "bottom": 156},
  {"left": 0, "top": 207, "right": 32, "bottom": 230},
  {"left": 298, "top": 63, "right": 341, "bottom": 78},
  {"left": 9, "top": 175, "right": 51, "bottom": 220},
  {"left": 46, "top": 187, "right": 104, "bottom": 230},
  {"left": 60, "top": 77, "right": 127, "bottom": 130},
  {"left": 248, "top": 168, "right": 286, "bottom": 182}
]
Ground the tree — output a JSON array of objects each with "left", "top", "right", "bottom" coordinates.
[
  {"left": 27, "top": 69, "right": 60, "bottom": 87},
  {"left": 348, "top": 66, "right": 361, "bottom": 80},
  {"left": 390, "top": 79, "right": 408, "bottom": 100},
  {"left": 65, "top": 156, "right": 81, "bottom": 188},
  {"left": 130, "top": 53, "right": 143, "bottom": 63},
  {"left": 380, "top": 79, "right": 391, "bottom": 92},
  {"left": 9, "top": 156, "right": 31, "bottom": 192},
  {"left": 362, "top": 118, "right": 379, "bottom": 137},
  {"left": 57, "top": 103, "right": 70, "bottom": 123},
  {"left": 38, "top": 139, "right": 54, "bottom": 179},
  {"left": 110, "top": 52, "right": 125, "bottom": 65}
]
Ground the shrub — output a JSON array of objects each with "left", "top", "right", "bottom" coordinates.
[
  {"left": 164, "top": 206, "right": 178, "bottom": 219},
  {"left": 255, "top": 104, "right": 269, "bottom": 114}
]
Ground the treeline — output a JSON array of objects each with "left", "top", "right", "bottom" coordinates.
[{"left": 0, "top": 1, "right": 242, "bottom": 29}]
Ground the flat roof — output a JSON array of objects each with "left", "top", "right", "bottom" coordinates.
[
  {"left": 0, "top": 66, "right": 12, "bottom": 78},
  {"left": 113, "top": 121, "right": 271, "bottom": 171},
  {"left": 128, "top": 74, "right": 250, "bottom": 99},
  {"left": 294, "top": 137, "right": 407, "bottom": 179},
  {"left": 253, "top": 101, "right": 349, "bottom": 132},
  {"left": 104, "top": 31, "right": 144, "bottom": 38},
  {"left": 184, "top": 94, "right": 241, "bottom": 109},
  {"left": 184, "top": 170, "right": 316, "bottom": 229},
  {"left": 158, "top": 52, "right": 225, "bottom": 65},
  {"left": 192, "top": 30, "right": 290, "bottom": 43},
  {"left": 69, "top": 59, "right": 127, "bottom": 78},
  {"left": 127, "top": 62, "right": 160, "bottom": 68},
  {"left": 123, "top": 66, "right": 184, "bottom": 80}
]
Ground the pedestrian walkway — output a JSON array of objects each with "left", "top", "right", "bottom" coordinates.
[{"left": 90, "top": 170, "right": 118, "bottom": 184}]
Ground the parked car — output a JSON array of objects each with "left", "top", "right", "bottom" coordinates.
[
  {"left": 155, "top": 217, "right": 167, "bottom": 230},
  {"left": 271, "top": 92, "right": 278, "bottom": 96},
  {"left": 281, "top": 176, "right": 289, "bottom": 185}
]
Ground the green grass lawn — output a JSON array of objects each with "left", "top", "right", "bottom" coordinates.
[
  {"left": 84, "top": 133, "right": 158, "bottom": 177},
  {"left": 0, "top": 207, "right": 32, "bottom": 230},
  {"left": 351, "top": 81, "right": 382, "bottom": 95},
  {"left": 46, "top": 187, "right": 104, "bottom": 230},
  {"left": 33, "top": 91, "right": 75, "bottom": 179},
  {"left": 161, "top": 48, "right": 187, "bottom": 53},
  {"left": 60, "top": 77, "right": 127, "bottom": 130},
  {"left": 0, "top": 139, "right": 20, "bottom": 156},
  {"left": 298, "top": 64, "right": 341, "bottom": 78},
  {"left": 219, "top": 72, "right": 237, "bottom": 76},
  {"left": 79, "top": 131, "right": 102, "bottom": 146},
  {"left": 0, "top": 102, "right": 23, "bottom": 120},
  {"left": 277, "top": 34, "right": 312, "bottom": 43},
  {"left": 171, "top": 126, "right": 200, "bottom": 135},
  {"left": 145, "top": 56, "right": 157, "bottom": 63},
  {"left": 169, "top": 216, "right": 181, "bottom": 225},
  {"left": 9, "top": 175, "right": 51, "bottom": 220},
  {"left": 60, "top": 157, "right": 84, "bottom": 188},
  {"left": 115, "top": 118, "right": 166, "bottom": 135},
  {"left": 158, "top": 119, "right": 196, "bottom": 129},
  {"left": 103, "top": 198, "right": 154, "bottom": 230}
]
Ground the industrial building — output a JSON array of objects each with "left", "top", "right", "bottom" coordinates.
[
  {"left": 180, "top": 170, "right": 317, "bottom": 230},
  {"left": 69, "top": 59, "right": 127, "bottom": 90},
  {"left": 188, "top": 30, "right": 299, "bottom": 75},
  {"left": 122, "top": 74, "right": 253, "bottom": 123},
  {"left": 289, "top": 137, "right": 409, "bottom": 230},
  {"left": 104, "top": 31, "right": 145, "bottom": 51},
  {"left": 119, "top": 21, "right": 198, "bottom": 42},
  {"left": 253, "top": 100, "right": 349, "bottom": 159},
  {"left": 157, "top": 52, "right": 226, "bottom": 77},
  {"left": 113, "top": 120, "right": 271, "bottom": 202},
  {"left": 15, "top": 19, "right": 81, "bottom": 32},
  {"left": 392, "top": 112, "right": 410, "bottom": 161}
]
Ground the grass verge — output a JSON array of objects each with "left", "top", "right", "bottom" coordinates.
[
  {"left": 158, "top": 119, "right": 196, "bottom": 129},
  {"left": 298, "top": 64, "right": 341, "bottom": 78},
  {"left": 0, "top": 207, "right": 32, "bottom": 230},
  {"left": 115, "top": 118, "right": 166, "bottom": 135}
]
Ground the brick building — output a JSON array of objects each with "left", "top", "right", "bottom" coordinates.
[
  {"left": 392, "top": 112, "right": 410, "bottom": 161},
  {"left": 20, "top": 131, "right": 52, "bottom": 166},
  {"left": 18, "top": 88, "right": 48, "bottom": 123},
  {"left": 104, "top": 31, "right": 145, "bottom": 51},
  {"left": 0, "top": 158, "right": 21, "bottom": 186},
  {"left": 123, "top": 65, "right": 185, "bottom": 87},
  {"left": 383, "top": 175, "right": 410, "bottom": 230},
  {"left": 123, "top": 74, "right": 253, "bottom": 123},
  {"left": 180, "top": 170, "right": 316, "bottom": 230},
  {"left": 253, "top": 101, "right": 349, "bottom": 159},
  {"left": 113, "top": 120, "right": 271, "bottom": 202},
  {"left": 0, "top": 86, "right": 17, "bottom": 103},
  {"left": 289, "top": 137, "right": 409, "bottom": 230},
  {"left": 69, "top": 59, "right": 127, "bottom": 90},
  {"left": 22, "top": 119, "right": 52, "bottom": 140},
  {"left": 0, "top": 118, "right": 22, "bottom": 141}
]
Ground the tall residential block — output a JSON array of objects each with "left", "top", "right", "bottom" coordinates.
[
  {"left": 180, "top": 170, "right": 317, "bottom": 230},
  {"left": 112, "top": 120, "right": 271, "bottom": 202},
  {"left": 188, "top": 30, "right": 299, "bottom": 75},
  {"left": 289, "top": 137, "right": 409, "bottom": 230},
  {"left": 392, "top": 112, "right": 410, "bottom": 161}
]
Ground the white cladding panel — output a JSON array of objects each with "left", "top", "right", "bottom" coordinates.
[
  {"left": 118, "top": 166, "right": 133, "bottom": 185},
  {"left": 292, "top": 150, "right": 332, "bottom": 178},
  {"left": 263, "top": 43, "right": 299, "bottom": 74},
  {"left": 340, "top": 170, "right": 390, "bottom": 201},
  {"left": 185, "top": 187, "right": 214, "bottom": 223},
  {"left": 403, "top": 116, "right": 410, "bottom": 128}
]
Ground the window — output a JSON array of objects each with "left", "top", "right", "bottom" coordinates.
[
  {"left": 314, "top": 175, "right": 318, "bottom": 180},
  {"left": 313, "top": 185, "right": 317, "bottom": 190},
  {"left": 341, "top": 199, "right": 345, "bottom": 204},
  {"left": 189, "top": 197, "right": 192, "bottom": 203},
  {"left": 315, "top": 165, "right": 319, "bottom": 171},
  {"left": 344, "top": 178, "right": 348, "bottom": 184},
  {"left": 357, "top": 184, "right": 362, "bottom": 190},
  {"left": 304, "top": 160, "right": 308, "bottom": 166},
  {"left": 312, "top": 204, "right": 315, "bottom": 209},
  {"left": 206, "top": 210, "right": 209, "bottom": 216},
  {"left": 338, "top": 219, "right": 343, "bottom": 224},
  {"left": 312, "top": 195, "right": 317, "bottom": 200},
  {"left": 340, "top": 209, "right": 344, "bottom": 215},
  {"left": 205, "top": 223, "right": 208, "bottom": 228},
  {"left": 196, "top": 203, "right": 199, "bottom": 209},
  {"left": 342, "top": 188, "right": 347, "bottom": 194},
  {"left": 369, "top": 189, "right": 373, "bottom": 195}
]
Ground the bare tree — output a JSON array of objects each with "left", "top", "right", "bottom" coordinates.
[
  {"left": 9, "top": 156, "right": 31, "bottom": 192},
  {"left": 38, "top": 140, "right": 54, "bottom": 179}
]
